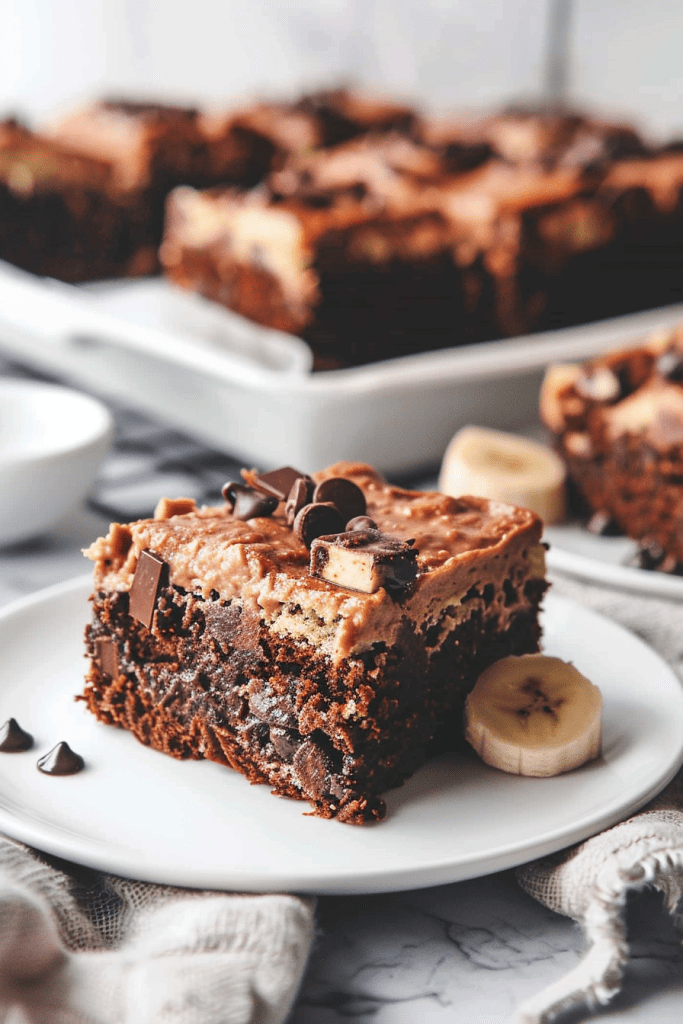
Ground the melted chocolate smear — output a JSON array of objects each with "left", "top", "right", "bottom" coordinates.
[
  {"left": 0, "top": 718, "right": 33, "bottom": 752},
  {"left": 37, "top": 742, "right": 85, "bottom": 776}
]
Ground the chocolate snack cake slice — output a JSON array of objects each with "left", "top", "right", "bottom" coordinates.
[
  {"left": 540, "top": 329, "right": 683, "bottom": 571},
  {"left": 82, "top": 462, "right": 548, "bottom": 824}
]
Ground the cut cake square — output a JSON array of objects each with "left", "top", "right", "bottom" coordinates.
[{"left": 82, "top": 462, "right": 547, "bottom": 823}]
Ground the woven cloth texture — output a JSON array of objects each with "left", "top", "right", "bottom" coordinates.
[
  {"left": 0, "top": 834, "right": 315, "bottom": 1024},
  {"left": 514, "top": 570, "right": 683, "bottom": 1024}
]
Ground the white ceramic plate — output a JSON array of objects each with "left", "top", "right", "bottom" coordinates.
[
  {"left": 545, "top": 523, "right": 683, "bottom": 602},
  {"left": 0, "top": 576, "right": 681, "bottom": 895},
  {"left": 2, "top": 261, "right": 683, "bottom": 474}
]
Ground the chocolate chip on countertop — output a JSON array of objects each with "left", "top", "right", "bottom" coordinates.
[
  {"left": 222, "top": 482, "right": 278, "bottom": 521},
  {"left": 0, "top": 718, "right": 33, "bottom": 752},
  {"left": 312, "top": 477, "right": 367, "bottom": 521},
  {"left": 293, "top": 502, "right": 346, "bottom": 548},
  {"left": 285, "top": 476, "right": 315, "bottom": 525},
  {"left": 37, "top": 742, "right": 85, "bottom": 776},
  {"left": 251, "top": 466, "right": 306, "bottom": 501},
  {"left": 656, "top": 347, "right": 683, "bottom": 384}
]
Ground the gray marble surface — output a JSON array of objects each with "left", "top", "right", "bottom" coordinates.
[{"left": 1, "top": 361, "right": 683, "bottom": 1023}]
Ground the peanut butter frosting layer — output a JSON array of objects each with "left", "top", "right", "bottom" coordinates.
[{"left": 84, "top": 462, "right": 545, "bottom": 661}]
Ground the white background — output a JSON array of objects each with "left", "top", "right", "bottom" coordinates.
[{"left": 1, "top": 0, "right": 682, "bottom": 141}]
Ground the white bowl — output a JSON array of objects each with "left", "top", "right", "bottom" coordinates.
[{"left": 0, "top": 379, "right": 114, "bottom": 546}]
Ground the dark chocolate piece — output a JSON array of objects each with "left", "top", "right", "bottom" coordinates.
[
  {"left": 0, "top": 718, "right": 33, "bottom": 752},
  {"left": 129, "top": 550, "right": 168, "bottom": 628},
  {"left": 95, "top": 637, "right": 120, "bottom": 681},
  {"left": 222, "top": 482, "right": 278, "bottom": 521},
  {"left": 285, "top": 476, "right": 315, "bottom": 525},
  {"left": 310, "top": 527, "right": 418, "bottom": 594},
  {"left": 312, "top": 477, "right": 367, "bottom": 521},
  {"left": 251, "top": 466, "right": 305, "bottom": 501},
  {"left": 346, "top": 515, "right": 378, "bottom": 531},
  {"left": 293, "top": 502, "right": 346, "bottom": 548},
  {"left": 37, "top": 742, "right": 85, "bottom": 776}
]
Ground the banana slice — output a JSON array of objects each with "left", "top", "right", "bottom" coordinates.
[
  {"left": 464, "top": 653, "right": 602, "bottom": 777},
  {"left": 438, "top": 425, "right": 566, "bottom": 524}
]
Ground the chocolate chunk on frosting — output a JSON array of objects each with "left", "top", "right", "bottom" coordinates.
[
  {"left": 294, "top": 502, "right": 346, "bottom": 547},
  {"left": 223, "top": 482, "right": 278, "bottom": 521},
  {"left": 37, "top": 741, "right": 85, "bottom": 775},
  {"left": 313, "top": 477, "right": 366, "bottom": 521},
  {"left": 249, "top": 466, "right": 306, "bottom": 501},
  {"left": 310, "top": 526, "right": 418, "bottom": 594},
  {"left": 285, "top": 476, "right": 315, "bottom": 525},
  {"left": 0, "top": 718, "right": 34, "bottom": 752},
  {"left": 129, "top": 550, "right": 168, "bottom": 628}
]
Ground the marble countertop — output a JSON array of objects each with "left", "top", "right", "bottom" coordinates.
[{"left": 1, "top": 361, "right": 682, "bottom": 1024}]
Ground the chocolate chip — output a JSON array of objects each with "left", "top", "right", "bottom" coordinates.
[
  {"left": 251, "top": 466, "right": 306, "bottom": 501},
  {"left": 292, "top": 739, "right": 333, "bottom": 800},
  {"left": 346, "top": 515, "right": 378, "bottom": 531},
  {"left": 293, "top": 502, "right": 345, "bottom": 548},
  {"left": 285, "top": 476, "right": 315, "bottom": 525},
  {"left": 222, "top": 482, "right": 278, "bottom": 521},
  {"left": 129, "top": 550, "right": 168, "bottom": 629},
  {"left": 0, "top": 718, "right": 33, "bottom": 752},
  {"left": 574, "top": 366, "right": 622, "bottom": 403},
  {"left": 37, "top": 742, "right": 85, "bottom": 775},
  {"left": 312, "top": 477, "right": 367, "bottom": 521},
  {"left": 656, "top": 347, "right": 683, "bottom": 384},
  {"left": 95, "top": 637, "right": 119, "bottom": 681}
]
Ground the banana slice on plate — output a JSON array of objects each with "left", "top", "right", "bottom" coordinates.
[
  {"left": 464, "top": 653, "right": 602, "bottom": 777},
  {"left": 438, "top": 425, "right": 566, "bottom": 524}
]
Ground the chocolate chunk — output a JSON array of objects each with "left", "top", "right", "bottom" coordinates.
[
  {"left": 222, "top": 482, "right": 278, "bottom": 521},
  {"left": 0, "top": 718, "right": 33, "bottom": 752},
  {"left": 293, "top": 502, "right": 346, "bottom": 548},
  {"left": 285, "top": 476, "right": 315, "bottom": 525},
  {"left": 313, "top": 477, "right": 367, "bottom": 521},
  {"left": 129, "top": 550, "right": 168, "bottom": 629},
  {"left": 575, "top": 366, "right": 622, "bottom": 403},
  {"left": 656, "top": 347, "right": 683, "bottom": 384},
  {"left": 251, "top": 466, "right": 305, "bottom": 501},
  {"left": 310, "top": 528, "right": 418, "bottom": 594},
  {"left": 37, "top": 742, "right": 85, "bottom": 776},
  {"left": 204, "top": 602, "right": 262, "bottom": 651},
  {"left": 247, "top": 681, "right": 298, "bottom": 729},
  {"left": 269, "top": 725, "right": 300, "bottom": 761},
  {"left": 292, "top": 739, "right": 333, "bottom": 800},
  {"left": 95, "top": 637, "right": 119, "bottom": 681},
  {"left": 346, "top": 515, "right": 378, "bottom": 531}
]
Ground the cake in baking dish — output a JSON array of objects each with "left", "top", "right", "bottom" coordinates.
[
  {"left": 82, "top": 462, "right": 548, "bottom": 823},
  {"left": 540, "top": 327, "right": 683, "bottom": 572}
]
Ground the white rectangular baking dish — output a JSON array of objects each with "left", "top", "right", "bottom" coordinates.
[{"left": 0, "top": 259, "right": 682, "bottom": 476}]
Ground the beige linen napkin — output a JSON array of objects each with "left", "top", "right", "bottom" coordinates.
[
  {"left": 515, "top": 570, "right": 683, "bottom": 1024},
  {"left": 0, "top": 835, "right": 315, "bottom": 1024}
]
